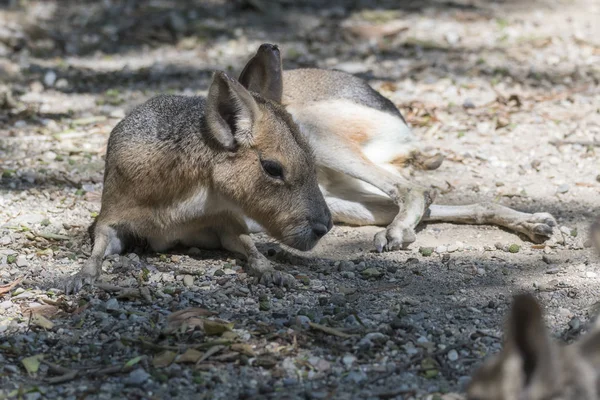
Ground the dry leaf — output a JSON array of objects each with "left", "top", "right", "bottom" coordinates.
[
  {"left": 203, "top": 319, "right": 234, "bottom": 336},
  {"left": 165, "top": 307, "right": 220, "bottom": 334},
  {"left": 23, "top": 304, "right": 60, "bottom": 318},
  {"left": 197, "top": 345, "right": 225, "bottom": 364},
  {"left": 31, "top": 314, "right": 54, "bottom": 330},
  {"left": 0, "top": 277, "right": 23, "bottom": 296},
  {"left": 230, "top": 343, "right": 256, "bottom": 357},
  {"left": 164, "top": 307, "right": 218, "bottom": 334},
  {"left": 153, "top": 351, "right": 177, "bottom": 368},
  {"left": 177, "top": 348, "right": 203, "bottom": 364},
  {"left": 167, "top": 307, "right": 215, "bottom": 321},
  {"left": 221, "top": 331, "right": 238, "bottom": 340}
]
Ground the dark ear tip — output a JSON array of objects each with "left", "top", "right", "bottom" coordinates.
[
  {"left": 212, "top": 71, "right": 239, "bottom": 85},
  {"left": 258, "top": 43, "right": 280, "bottom": 55},
  {"left": 511, "top": 294, "right": 542, "bottom": 321}
]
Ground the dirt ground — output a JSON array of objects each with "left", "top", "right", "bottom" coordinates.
[{"left": 1, "top": 0, "right": 599, "bottom": 399}]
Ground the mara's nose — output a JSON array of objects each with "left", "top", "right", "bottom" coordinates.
[{"left": 312, "top": 223, "right": 329, "bottom": 239}]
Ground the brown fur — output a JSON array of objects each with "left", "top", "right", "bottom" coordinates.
[{"left": 65, "top": 69, "right": 331, "bottom": 294}]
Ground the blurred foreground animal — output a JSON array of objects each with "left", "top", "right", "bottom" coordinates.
[
  {"left": 239, "top": 44, "right": 557, "bottom": 252},
  {"left": 591, "top": 218, "right": 600, "bottom": 255},
  {"left": 467, "top": 294, "right": 600, "bottom": 400},
  {"left": 65, "top": 69, "right": 332, "bottom": 293}
]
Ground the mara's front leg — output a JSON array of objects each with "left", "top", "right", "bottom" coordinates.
[
  {"left": 317, "top": 157, "right": 434, "bottom": 252},
  {"left": 65, "top": 223, "right": 127, "bottom": 294},
  {"left": 215, "top": 216, "right": 296, "bottom": 287}
]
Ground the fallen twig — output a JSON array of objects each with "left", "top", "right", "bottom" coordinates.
[
  {"left": 34, "top": 232, "right": 71, "bottom": 241},
  {"left": 550, "top": 140, "right": 600, "bottom": 147},
  {"left": 309, "top": 322, "right": 355, "bottom": 339},
  {"left": 0, "top": 277, "right": 23, "bottom": 296},
  {"left": 121, "top": 337, "right": 232, "bottom": 352}
]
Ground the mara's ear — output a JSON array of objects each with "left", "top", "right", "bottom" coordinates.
[
  {"left": 576, "top": 318, "right": 600, "bottom": 369},
  {"left": 590, "top": 218, "right": 600, "bottom": 255},
  {"left": 238, "top": 43, "right": 283, "bottom": 103},
  {"left": 467, "top": 294, "right": 557, "bottom": 400},
  {"left": 506, "top": 294, "right": 556, "bottom": 385},
  {"left": 205, "top": 71, "right": 259, "bottom": 151}
]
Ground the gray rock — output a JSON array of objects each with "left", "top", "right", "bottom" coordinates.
[
  {"left": 556, "top": 184, "right": 569, "bottom": 194},
  {"left": 342, "top": 354, "right": 356, "bottom": 368},
  {"left": 125, "top": 368, "right": 150, "bottom": 386},
  {"left": 104, "top": 298, "right": 120, "bottom": 312},
  {"left": 44, "top": 70, "right": 57, "bottom": 87},
  {"left": 435, "top": 245, "right": 447, "bottom": 254},
  {"left": 341, "top": 271, "right": 355, "bottom": 279},
  {"left": 339, "top": 260, "right": 355, "bottom": 272},
  {"left": 345, "top": 370, "right": 367, "bottom": 384},
  {"left": 330, "top": 293, "right": 346, "bottom": 306},
  {"left": 447, "top": 349, "right": 459, "bottom": 361},
  {"left": 183, "top": 275, "right": 194, "bottom": 287},
  {"left": 568, "top": 317, "right": 581, "bottom": 330},
  {"left": 15, "top": 255, "right": 28, "bottom": 267},
  {"left": 4, "top": 364, "right": 18, "bottom": 373},
  {"left": 295, "top": 315, "right": 311, "bottom": 329},
  {"left": 25, "top": 393, "right": 42, "bottom": 400}
]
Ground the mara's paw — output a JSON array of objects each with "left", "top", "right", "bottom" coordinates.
[
  {"left": 64, "top": 271, "right": 97, "bottom": 295},
  {"left": 258, "top": 270, "right": 296, "bottom": 288},
  {"left": 516, "top": 212, "right": 557, "bottom": 243},
  {"left": 247, "top": 256, "right": 295, "bottom": 287},
  {"left": 374, "top": 225, "right": 416, "bottom": 252}
]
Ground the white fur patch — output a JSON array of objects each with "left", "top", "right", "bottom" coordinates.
[{"left": 287, "top": 99, "right": 416, "bottom": 165}]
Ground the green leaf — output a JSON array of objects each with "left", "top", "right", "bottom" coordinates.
[
  {"left": 124, "top": 356, "right": 143, "bottom": 368},
  {"left": 22, "top": 354, "right": 44, "bottom": 376}
]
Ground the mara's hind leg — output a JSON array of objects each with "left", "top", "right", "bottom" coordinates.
[
  {"left": 423, "top": 203, "right": 556, "bottom": 243},
  {"left": 326, "top": 195, "right": 397, "bottom": 227},
  {"left": 65, "top": 222, "right": 127, "bottom": 294}
]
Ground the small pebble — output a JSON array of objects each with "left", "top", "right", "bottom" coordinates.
[
  {"left": 125, "top": 368, "right": 150, "bottom": 386},
  {"left": 15, "top": 255, "right": 29, "bottom": 267},
  {"left": 556, "top": 184, "right": 569, "bottom": 194},
  {"left": 104, "top": 298, "right": 119, "bottom": 312},
  {"left": 568, "top": 317, "right": 581, "bottom": 330},
  {"left": 183, "top": 275, "right": 194, "bottom": 287},
  {"left": 447, "top": 349, "right": 459, "bottom": 361},
  {"left": 435, "top": 245, "right": 447, "bottom": 254},
  {"left": 44, "top": 70, "right": 57, "bottom": 87},
  {"left": 342, "top": 354, "right": 356, "bottom": 368},
  {"left": 463, "top": 98, "right": 475, "bottom": 108}
]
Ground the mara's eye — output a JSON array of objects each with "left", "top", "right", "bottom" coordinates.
[{"left": 261, "top": 160, "right": 284, "bottom": 180}]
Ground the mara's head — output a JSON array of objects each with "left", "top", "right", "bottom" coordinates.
[
  {"left": 203, "top": 44, "right": 331, "bottom": 251},
  {"left": 467, "top": 294, "right": 600, "bottom": 400}
]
